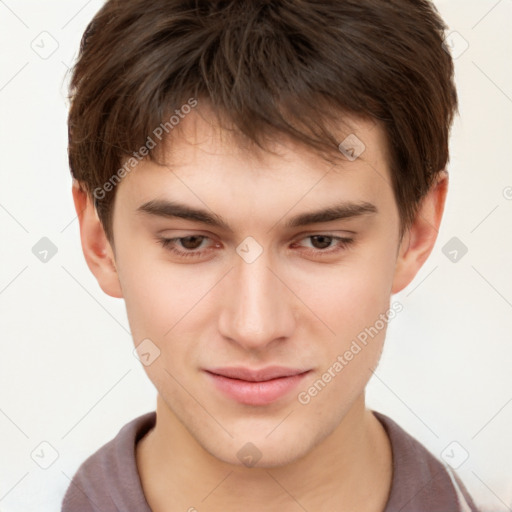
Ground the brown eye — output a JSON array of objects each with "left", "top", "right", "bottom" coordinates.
[
  {"left": 292, "top": 234, "right": 355, "bottom": 258},
  {"left": 179, "top": 236, "right": 206, "bottom": 249},
  {"left": 309, "top": 235, "right": 334, "bottom": 249},
  {"left": 157, "top": 234, "right": 217, "bottom": 259}
]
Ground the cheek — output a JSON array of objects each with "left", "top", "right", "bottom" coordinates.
[
  {"left": 296, "top": 268, "right": 393, "bottom": 412},
  {"left": 117, "top": 249, "right": 220, "bottom": 377},
  {"left": 293, "top": 251, "right": 396, "bottom": 340},
  {"left": 116, "top": 246, "right": 187, "bottom": 342},
  {"left": 118, "top": 260, "right": 200, "bottom": 388}
]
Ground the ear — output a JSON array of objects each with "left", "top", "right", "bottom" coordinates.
[
  {"left": 72, "top": 181, "right": 123, "bottom": 298},
  {"left": 392, "top": 171, "right": 448, "bottom": 294}
]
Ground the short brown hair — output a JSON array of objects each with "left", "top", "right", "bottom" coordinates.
[{"left": 67, "top": 0, "right": 458, "bottom": 244}]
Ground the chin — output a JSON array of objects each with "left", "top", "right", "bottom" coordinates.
[{"left": 200, "top": 426, "right": 320, "bottom": 469}]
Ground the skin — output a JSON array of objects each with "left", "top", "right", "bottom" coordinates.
[{"left": 73, "top": 108, "right": 448, "bottom": 511}]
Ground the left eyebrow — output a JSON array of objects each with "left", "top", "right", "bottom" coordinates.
[
  {"left": 136, "top": 199, "right": 378, "bottom": 230},
  {"left": 283, "top": 201, "right": 378, "bottom": 228}
]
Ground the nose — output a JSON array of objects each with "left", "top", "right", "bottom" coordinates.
[{"left": 217, "top": 249, "right": 297, "bottom": 352}]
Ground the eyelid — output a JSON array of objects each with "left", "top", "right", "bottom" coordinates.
[{"left": 290, "top": 229, "right": 357, "bottom": 239}]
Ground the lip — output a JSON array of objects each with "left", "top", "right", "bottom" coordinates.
[{"left": 204, "top": 366, "right": 311, "bottom": 405}]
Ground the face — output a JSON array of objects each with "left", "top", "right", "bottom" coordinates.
[{"left": 107, "top": 110, "right": 403, "bottom": 467}]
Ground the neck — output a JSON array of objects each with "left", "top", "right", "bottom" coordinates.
[{"left": 136, "top": 394, "right": 392, "bottom": 512}]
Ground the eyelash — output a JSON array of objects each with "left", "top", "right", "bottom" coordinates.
[{"left": 157, "top": 234, "right": 355, "bottom": 259}]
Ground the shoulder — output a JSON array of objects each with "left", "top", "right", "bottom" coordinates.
[
  {"left": 61, "top": 411, "right": 156, "bottom": 512},
  {"left": 374, "top": 411, "right": 481, "bottom": 512}
]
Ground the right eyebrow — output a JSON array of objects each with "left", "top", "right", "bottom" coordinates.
[{"left": 136, "top": 199, "right": 233, "bottom": 232}]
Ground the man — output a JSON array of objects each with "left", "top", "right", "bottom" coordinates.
[{"left": 62, "top": 0, "right": 479, "bottom": 510}]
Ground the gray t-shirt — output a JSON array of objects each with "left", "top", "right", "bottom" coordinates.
[{"left": 61, "top": 411, "right": 480, "bottom": 511}]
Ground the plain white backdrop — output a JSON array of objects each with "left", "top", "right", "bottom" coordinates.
[{"left": 0, "top": 1, "right": 511, "bottom": 511}]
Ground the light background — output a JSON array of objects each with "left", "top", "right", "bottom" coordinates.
[{"left": 0, "top": 1, "right": 511, "bottom": 511}]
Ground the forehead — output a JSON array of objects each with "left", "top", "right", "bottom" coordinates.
[
  {"left": 114, "top": 107, "right": 394, "bottom": 221},
  {"left": 158, "top": 105, "right": 386, "bottom": 170}
]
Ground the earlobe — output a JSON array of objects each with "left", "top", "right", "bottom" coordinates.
[
  {"left": 72, "top": 181, "right": 123, "bottom": 299},
  {"left": 391, "top": 171, "right": 449, "bottom": 294}
]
